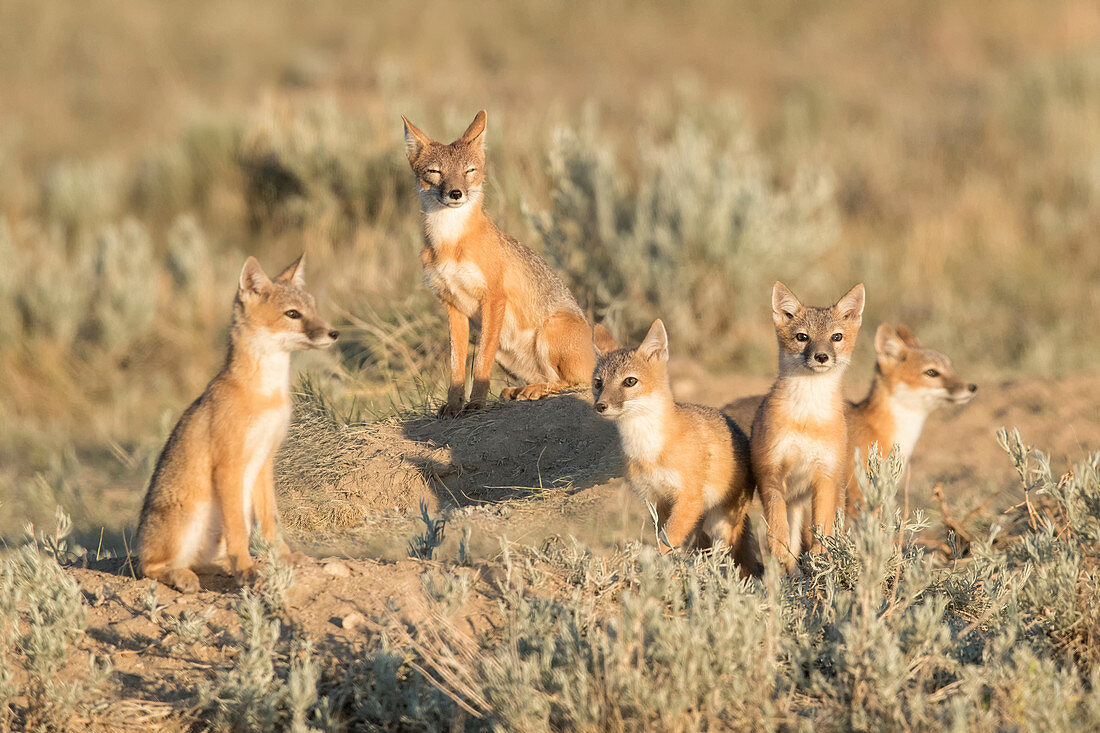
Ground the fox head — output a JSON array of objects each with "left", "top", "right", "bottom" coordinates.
[
  {"left": 771, "top": 282, "right": 865, "bottom": 376},
  {"left": 402, "top": 111, "right": 487, "bottom": 211},
  {"left": 874, "top": 323, "right": 976, "bottom": 408},
  {"left": 592, "top": 319, "right": 671, "bottom": 420},
  {"left": 235, "top": 255, "right": 338, "bottom": 351}
]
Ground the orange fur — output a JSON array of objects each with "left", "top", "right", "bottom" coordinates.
[
  {"left": 750, "top": 282, "right": 864, "bottom": 571},
  {"left": 844, "top": 323, "right": 976, "bottom": 511},
  {"left": 135, "top": 255, "right": 337, "bottom": 592},
  {"left": 403, "top": 111, "right": 602, "bottom": 418},
  {"left": 593, "top": 320, "right": 761, "bottom": 578}
]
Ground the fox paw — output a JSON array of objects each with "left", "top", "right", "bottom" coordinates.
[
  {"left": 437, "top": 401, "right": 465, "bottom": 419},
  {"left": 513, "top": 383, "right": 552, "bottom": 401},
  {"left": 165, "top": 568, "right": 201, "bottom": 593},
  {"left": 234, "top": 565, "right": 257, "bottom": 587}
]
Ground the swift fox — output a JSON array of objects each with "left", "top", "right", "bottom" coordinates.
[
  {"left": 723, "top": 324, "right": 976, "bottom": 515},
  {"left": 845, "top": 323, "right": 977, "bottom": 509},
  {"left": 751, "top": 282, "right": 864, "bottom": 570},
  {"left": 136, "top": 255, "right": 338, "bottom": 592},
  {"left": 402, "top": 110, "right": 605, "bottom": 418},
  {"left": 593, "top": 319, "right": 761, "bottom": 576}
]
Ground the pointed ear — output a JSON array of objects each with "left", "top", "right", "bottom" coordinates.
[
  {"left": 592, "top": 323, "right": 619, "bottom": 356},
  {"left": 895, "top": 324, "right": 921, "bottom": 348},
  {"left": 834, "top": 283, "right": 865, "bottom": 321},
  {"left": 638, "top": 319, "right": 669, "bottom": 362},
  {"left": 402, "top": 115, "right": 431, "bottom": 163},
  {"left": 875, "top": 323, "right": 906, "bottom": 363},
  {"left": 771, "top": 282, "right": 803, "bottom": 324},
  {"left": 239, "top": 256, "right": 271, "bottom": 297},
  {"left": 458, "top": 110, "right": 487, "bottom": 149},
  {"left": 276, "top": 253, "right": 306, "bottom": 287}
]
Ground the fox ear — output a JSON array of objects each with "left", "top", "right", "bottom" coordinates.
[
  {"left": 639, "top": 319, "right": 669, "bottom": 362},
  {"left": 276, "top": 253, "right": 306, "bottom": 287},
  {"left": 459, "top": 110, "right": 487, "bottom": 149},
  {"left": 895, "top": 324, "right": 921, "bottom": 348},
  {"left": 772, "top": 282, "right": 803, "bottom": 324},
  {"left": 592, "top": 323, "right": 619, "bottom": 356},
  {"left": 875, "top": 323, "right": 906, "bottom": 362},
  {"left": 834, "top": 283, "right": 865, "bottom": 321},
  {"left": 239, "top": 257, "right": 271, "bottom": 297},
  {"left": 402, "top": 116, "right": 431, "bottom": 163}
]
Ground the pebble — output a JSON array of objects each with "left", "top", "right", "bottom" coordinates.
[
  {"left": 341, "top": 612, "right": 366, "bottom": 631},
  {"left": 322, "top": 560, "right": 350, "bottom": 578}
]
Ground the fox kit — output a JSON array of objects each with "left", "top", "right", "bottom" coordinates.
[
  {"left": 593, "top": 320, "right": 761, "bottom": 576},
  {"left": 136, "top": 255, "right": 338, "bottom": 592},
  {"left": 751, "top": 282, "right": 865, "bottom": 570},
  {"left": 403, "top": 111, "right": 605, "bottom": 418},
  {"left": 845, "top": 323, "right": 976, "bottom": 509}
]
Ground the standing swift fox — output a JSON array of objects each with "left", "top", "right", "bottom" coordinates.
[
  {"left": 136, "top": 255, "right": 338, "bottom": 592},
  {"left": 593, "top": 319, "right": 761, "bottom": 576},
  {"left": 751, "top": 282, "right": 865, "bottom": 570},
  {"left": 845, "top": 323, "right": 977, "bottom": 509},
  {"left": 402, "top": 110, "right": 609, "bottom": 418},
  {"left": 723, "top": 323, "right": 977, "bottom": 515}
]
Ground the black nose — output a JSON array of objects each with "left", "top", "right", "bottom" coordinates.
[
  {"left": 968, "top": 383, "right": 977, "bottom": 392},
  {"left": 814, "top": 353, "right": 830, "bottom": 364},
  {"left": 595, "top": 402, "right": 608, "bottom": 413},
  {"left": 329, "top": 330, "right": 339, "bottom": 340},
  {"left": 448, "top": 189, "right": 463, "bottom": 200}
]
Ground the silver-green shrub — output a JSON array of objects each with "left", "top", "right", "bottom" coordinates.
[{"left": 530, "top": 104, "right": 839, "bottom": 364}]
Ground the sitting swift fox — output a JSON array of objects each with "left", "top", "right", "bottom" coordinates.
[
  {"left": 844, "top": 323, "right": 977, "bottom": 509},
  {"left": 136, "top": 255, "right": 338, "bottom": 592},
  {"left": 751, "top": 282, "right": 864, "bottom": 571},
  {"left": 593, "top": 319, "right": 761, "bottom": 576},
  {"left": 724, "top": 323, "right": 976, "bottom": 514},
  {"left": 402, "top": 110, "right": 611, "bottom": 418}
]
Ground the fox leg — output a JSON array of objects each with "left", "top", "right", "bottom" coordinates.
[
  {"left": 731, "top": 513, "right": 764, "bottom": 579},
  {"left": 252, "top": 452, "right": 302, "bottom": 563},
  {"left": 213, "top": 461, "right": 254, "bottom": 585},
  {"left": 439, "top": 305, "right": 471, "bottom": 419},
  {"left": 137, "top": 489, "right": 207, "bottom": 593},
  {"left": 844, "top": 465, "right": 865, "bottom": 517},
  {"left": 467, "top": 295, "right": 506, "bottom": 412},
  {"left": 138, "top": 521, "right": 201, "bottom": 593},
  {"left": 809, "top": 470, "right": 840, "bottom": 554},
  {"left": 659, "top": 497, "right": 704, "bottom": 553},
  {"left": 502, "top": 311, "right": 594, "bottom": 401},
  {"left": 758, "top": 469, "right": 797, "bottom": 571}
]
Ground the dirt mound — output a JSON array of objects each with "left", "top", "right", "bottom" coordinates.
[{"left": 276, "top": 390, "right": 621, "bottom": 532}]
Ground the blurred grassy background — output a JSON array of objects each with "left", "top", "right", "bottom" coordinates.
[{"left": 1, "top": 0, "right": 1098, "bottom": 539}]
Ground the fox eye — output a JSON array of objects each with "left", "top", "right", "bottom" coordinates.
[
  {"left": 924, "top": 368, "right": 940, "bottom": 378},
  {"left": 622, "top": 376, "right": 638, "bottom": 388},
  {"left": 593, "top": 378, "right": 603, "bottom": 391},
  {"left": 831, "top": 333, "right": 843, "bottom": 342},
  {"left": 795, "top": 333, "right": 809, "bottom": 342},
  {"left": 466, "top": 167, "right": 477, "bottom": 175},
  {"left": 284, "top": 309, "right": 302, "bottom": 319}
]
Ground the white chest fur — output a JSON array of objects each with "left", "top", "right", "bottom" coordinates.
[
  {"left": 770, "top": 374, "right": 845, "bottom": 501},
  {"left": 423, "top": 200, "right": 476, "bottom": 246},
  {"left": 886, "top": 388, "right": 931, "bottom": 462},
  {"left": 616, "top": 396, "right": 681, "bottom": 502},
  {"left": 423, "top": 259, "right": 487, "bottom": 318},
  {"left": 241, "top": 403, "right": 291, "bottom": 528}
]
